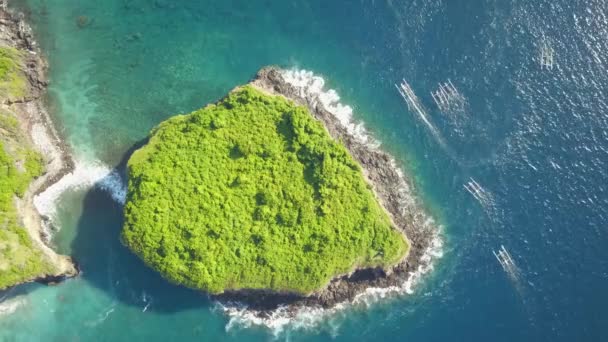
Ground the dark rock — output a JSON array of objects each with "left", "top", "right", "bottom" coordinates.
[{"left": 76, "top": 15, "right": 90, "bottom": 29}]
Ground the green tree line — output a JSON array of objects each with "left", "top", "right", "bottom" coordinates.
[{"left": 122, "top": 86, "right": 408, "bottom": 294}]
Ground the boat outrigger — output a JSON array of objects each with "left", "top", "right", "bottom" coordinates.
[
  {"left": 464, "top": 177, "right": 488, "bottom": 202},
  {"left": 540, "top": 43, "right": 554, "bottom": 70},
  {"left": 493, "top": 245, "right": 518, "bottom": 275},
  {"left": 431, "top": 79, "right": 464, "bottom": 111}
]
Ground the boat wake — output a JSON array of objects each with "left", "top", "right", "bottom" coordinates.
[
  {"left": 281, "top": 69, "right": 381, "bottom": 149},
  {"left": 85, "top": 302, "right": 117, "bottom": 327},
  {"left": 395, "top": 79, "right": 448, "bottom": 149},
  {"left": 394, "top": 79, "right": 476, "bottom": 167}
]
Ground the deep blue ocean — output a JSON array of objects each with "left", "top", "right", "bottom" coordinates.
[{"left": 1, "top": 0, "right": 607, "bottom": 340}]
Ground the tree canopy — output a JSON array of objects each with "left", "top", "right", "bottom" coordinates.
[
  {"left": 122, "top": 86, "right": 408, "bottom": 295},
  {"left": 0, "top": 46, "right": 51, "bottom": 289},
  {"left": 0, "top": 107, "right": 50, "bottom": 292}
]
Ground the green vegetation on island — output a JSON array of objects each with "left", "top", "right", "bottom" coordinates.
[
  {"left": 0, "top": 46, "right": 52, "bottom": 288},
  {"left": 0, "top": 47, "right": 27, "bottom": 101},
  {"left": 122, "top": 86, "right": 408, "bottom": 295}
]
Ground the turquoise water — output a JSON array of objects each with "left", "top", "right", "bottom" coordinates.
[{"left": 1, "top": 0, "right": 608, "bottom": 340}]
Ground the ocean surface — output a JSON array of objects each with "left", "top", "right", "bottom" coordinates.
[{"left": 2, "top": 0, "right": 608, "bottom": 340}]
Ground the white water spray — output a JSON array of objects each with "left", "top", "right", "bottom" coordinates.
[
  {"left": 281, "top": 69, "right": 381, "bottom": 148},
  {"left": 34, "top": 160, "right": 127, "bottom": 229}
]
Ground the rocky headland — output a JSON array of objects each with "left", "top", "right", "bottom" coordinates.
[{"left": 0, "top": 0, "right": 78, "bottom": 290}]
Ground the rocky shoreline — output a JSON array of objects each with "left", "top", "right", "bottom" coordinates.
[
  {"left": 0, "top": 1, "right": 78, "bottom": 287},
  {"left": 213, "top": 67, "right": 440, "bottom": 312}
]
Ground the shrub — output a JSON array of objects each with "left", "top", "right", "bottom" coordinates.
[{"left": 0, "top": 47, "right": 26, "bottom": 100}]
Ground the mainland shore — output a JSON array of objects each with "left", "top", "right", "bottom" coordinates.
[{"left": 0, "top": 1, "right": 78, "bottom": 289}]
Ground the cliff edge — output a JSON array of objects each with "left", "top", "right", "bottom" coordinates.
[{"left": 0, "top": 1, "right": 77, "bottom": 290}]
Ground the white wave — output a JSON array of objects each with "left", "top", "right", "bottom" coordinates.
[
  {"left": 220, "top": 230, "right": 443, "bottom": 336},
  {"left": 33, "top": 160, "right": 127, "bottom": 225},
  {"left": 281, "top": 69, "right": 381, "bottom": 148},
  {"left": 493, "top": 245, "right": 526, "bottom": 296},
  {"left": 0, "top": 297, "right": 27, "bottom": 317},
  {"left": 395, "top": 80, "right": 450, "bottom": 151}
]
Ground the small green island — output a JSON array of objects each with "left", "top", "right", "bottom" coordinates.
[{"left": 122, "top": 85, "right": 408, "bottom": 295}]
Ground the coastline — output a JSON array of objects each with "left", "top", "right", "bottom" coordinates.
[
  {"left": 0, "top": 1, "right": 78, "bottom": 288},
  {"left": 213, "top": 67, "right": 441, "bottom": 313},
  {"left": 0, "top": 0, "right": 438, "bottom": 314}
]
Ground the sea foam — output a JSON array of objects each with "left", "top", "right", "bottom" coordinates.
[
  {"left": 34, "top": 160, "right": 127, "bottom": 227},
  {"left": 219, "top": 69, "right": 444, "bottom": 335},
  {"left": 0, "top": 296, "right": 27, "bottom": 317},
  {"left": 281, "top": 69, "right": 381, "bottom": 148}
]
